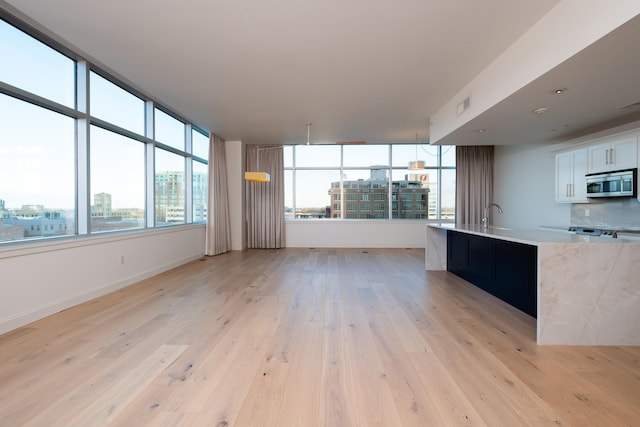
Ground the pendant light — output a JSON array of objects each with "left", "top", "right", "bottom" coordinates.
[{"left": 244, "top": 147, "right": 270, "bottom": 183}]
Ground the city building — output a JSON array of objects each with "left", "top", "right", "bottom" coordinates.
[
  {"left": 91, "top": 192, "right": 112, "bottom": 217},
  {"left": 155, "top": 171, "right": 184, "bottom": 224},
  {"left": 328, "top": 167, "right": 429, "bottom": 219},
  {"left": 1, "top": 204, "right": 72, "bottom": 239},
  {"left": 154, "top": 171, "right": 208, "bottom": 223}
]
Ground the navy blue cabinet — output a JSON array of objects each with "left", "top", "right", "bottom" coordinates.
[{"left": 447, "top": 230, "right": 537, "bottom": 318}]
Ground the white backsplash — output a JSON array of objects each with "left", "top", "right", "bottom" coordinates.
[{"left": 571, "top": 198, "right": 640, "bottom": 229}]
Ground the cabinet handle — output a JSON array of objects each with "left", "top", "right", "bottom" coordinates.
[{"left": 606, "top": 148, "right": 614, "bottom": 165}]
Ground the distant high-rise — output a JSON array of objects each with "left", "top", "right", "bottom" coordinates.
[
  {"left": 92, "top": 192, "right": 112, "bottom": 217},
  {"left": 328, "top": 167, "right": 429, "bottom": 219},
  {"left": 154, "top": 170, "right": 208, "bottom": 223},
  {"left": 155, "top": 171, "right": 185, "bottom": 223},
  {"left": 193, "top": 171, "right": 208, "bottom": 222}
]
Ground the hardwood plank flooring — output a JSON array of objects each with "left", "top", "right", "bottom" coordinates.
[{"left": 1, "top": 248, "right": 639, "bottom": 426}]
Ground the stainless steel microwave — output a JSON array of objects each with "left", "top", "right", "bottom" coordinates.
[{"left": 586, "top": 168, "right": 636, "bottom": 198}]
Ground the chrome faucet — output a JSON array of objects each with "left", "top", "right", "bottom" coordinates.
[{"left": 482, "top": 203, "right": 503, "bottom": 228}]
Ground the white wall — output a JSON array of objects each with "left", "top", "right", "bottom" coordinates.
[
  {"left": 494, "top": 144, "right": 570, "bottom": 229},
  {"left": 225, "top": 141, "right": 244, "bottom": 251},
  {"left": 285, "top": 220, "right": 433, "bottom": 248},
  {"left": 0, "top": 225, "right": 205, "bottom": 334}
]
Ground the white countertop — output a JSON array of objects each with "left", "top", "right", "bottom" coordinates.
[
  {"left": 427, "top": 224, "right": 636, "bottom": 245},
  {"left": 425, "top": 223, "right": 640, "bottom": 345}
]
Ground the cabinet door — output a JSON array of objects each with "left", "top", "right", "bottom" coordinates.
[
  {"left": 611, "top": 136, "right": 638, "bottom": 170},
  {"left": 467, "top": 235, "right": 495, "bottom": 290},
  {"left": 447, "top": 231, "right": 468, "bottom": 273},
  {"left": 588, "top": 136, "right": 638, "bottom": 172},
  {"left": 556, "top": 149, "right": 588, "bottom": 203},
  {"left": 588, "top": 143, "right": 610, "bottom": 173},
  {"left": 555, "top": 152, "right": 573, "bottom": 202},
  {"left": 494, "top": 241, "right": 537, "bottom": 317},
  {"left": 571, "top": 149, "right": 588, "bottom": 201}
]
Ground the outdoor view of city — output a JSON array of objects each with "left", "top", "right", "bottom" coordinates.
[
  {"left": 0, "top": 17, "right": 212, "bottom": 245},
  {"left": 285, "top": 166, "right": 455, "bottom": 219},
  {"left": 284, "top": 144, "right": 456, "bottom": 220},
  {"left": 0, "top": 170, "right": 208, "bottom": 242}
]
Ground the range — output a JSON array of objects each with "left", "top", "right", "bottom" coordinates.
[{"left": 568, "top": 226, "right": 640, "bottom": 239}]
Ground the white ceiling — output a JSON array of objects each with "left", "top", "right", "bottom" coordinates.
[
  {"left": 442, "top": 12, "right": 640, "bottom": 146},
  {"left": 5, "top": 0, "right": 639, "bottom": 146}
]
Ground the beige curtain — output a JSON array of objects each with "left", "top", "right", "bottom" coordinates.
[
  {"left": 455, "top": 146, "right": 494, "bottom": 227},
  {"left": 205, "top": 134, "right": 232, "bottom": 256},
  {"left": 246, "top": 144, "right": 285, "bottom": 249}
]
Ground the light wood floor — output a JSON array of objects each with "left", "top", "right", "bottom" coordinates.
[{"left": 1, "top": 248, "right": 639, "bottom": 426}]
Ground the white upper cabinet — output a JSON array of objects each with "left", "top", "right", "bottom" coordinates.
[
  {"left": 587, "top": 136, "right": 638, "bottom": 173},
  {"left": 556, "top": 148, "right": 588, "bottom": 203}
]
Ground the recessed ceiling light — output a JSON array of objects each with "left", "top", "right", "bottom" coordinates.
[
  {"left": 552, "top": 88, "right": 567, "bottom": 94},
  {"left": 533, "top": 107, "right": 548, "bottom": 114},
  {"left": 476, "top": 129, "right": 486, "bottom": 133}
]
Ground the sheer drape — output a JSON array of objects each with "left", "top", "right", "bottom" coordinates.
[
  {"left": 205, "top": 134, "right": 232, "bottom": 256},
  {"left": 246, "top": 144, "right": 285, "bottom": 249},
  {"left": 455, "top": 146, "right": 494, "bottom": 227}
]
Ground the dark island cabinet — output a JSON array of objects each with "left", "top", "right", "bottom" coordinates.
[{"left": 446, "top": 230, "right": 537, "bottom": 318}]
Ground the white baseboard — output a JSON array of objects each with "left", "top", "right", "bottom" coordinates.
[{"left": 0, "top": 252, "right": 203, "bottom": 336}]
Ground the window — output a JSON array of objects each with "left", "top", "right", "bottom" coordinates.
[
  {"left": 295, "top": 170, "right": 341, "bottom": 218},
  {"left": 0, "top": 94, "right": 75, "bottom": 241},
  {"left": 0, "top": 19, "right": 75, "bottom": 107},
  {"left": 155, "top": 148, "right": 186, "bottom": 226},
  {"left": 0, "top": 14, "right": 209, "bottom": 245},
  {"left": 155, "top": 108, "right": 185, "bottom": 150},
  {"left": 90, "top": 71, "right": 145, "bottom": 134},
  {"left": 191, "top": 129, "right": 209, "bottom": 223},
  {"left": 193, "top": 160, "right": 208, "bottom": 222},
  {"left": 284, "top": 144, "right": 455, "bottom": 221},
  {"left": 192, "top": 129, "right": 209, "bottom": 160},
  {"left": 90, "top": 126, "right": 145, "bottom": 232},
  {"left": 343, "top": 145, "right": 388, "bottom": 167},
  {"left": 295, "top": 145, "right": 340, "bottom": 167}
]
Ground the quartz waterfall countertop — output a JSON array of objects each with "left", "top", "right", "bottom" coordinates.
[
  {"left": 425, "top": 224, "right": 640, "bottom": 345},
  {"left": 427, "top": 224, "right": 637, "bottom": 244}
]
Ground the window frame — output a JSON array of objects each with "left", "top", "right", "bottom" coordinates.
[
  {"left": 0, "top": 12, "right": 209, "bottom": 246},
  {"left": 284, "top": 144, "right": 455, "bottom": 222}
]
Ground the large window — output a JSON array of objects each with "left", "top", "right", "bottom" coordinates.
[
  {"left": 155, "top": 149, "right": 186, "bottom": 226},
  {"left": 192, "top": 128, "right": 209, "bottom": 160},
  {"left": 90, "top": 126, "right": 145, "bottom": 232},
  {"left": 0, "top": 94, "right": 75, "bottom": 238},
  {"left": 155, "top": 108, "right": 185, "bottom": 151},
  {"left": 0, "top": 19, "right": 75, "bottom": 107},
  {"left": 284, "top": 144, "right": 455, "bottom": 220},
  {"left": 90, "top": 72, "right": 145, "bottom": 135},
  {"left": 0, "top": 15, "right": 209, "bottom": 244},
  {"left": 192, "top": 129, "right": 209, "bottom": 222}
]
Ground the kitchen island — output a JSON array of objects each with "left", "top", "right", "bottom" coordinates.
[{"left": 426, "top": 224, "right": 640, "bottom": 345}]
